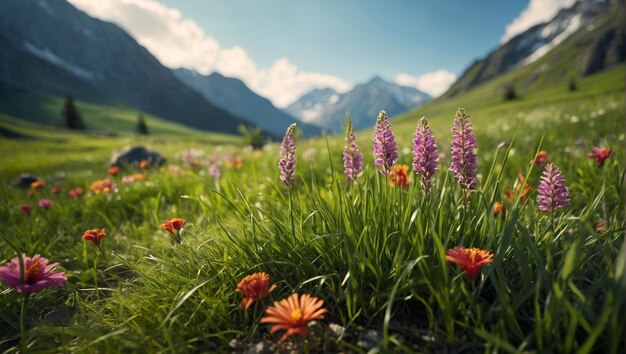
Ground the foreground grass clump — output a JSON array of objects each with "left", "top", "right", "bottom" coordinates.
[{"left": 1, "top": 86, "right": 625, "bottom": 352}]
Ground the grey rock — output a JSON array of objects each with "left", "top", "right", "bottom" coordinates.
[
  {"left": 13, "top": 173, "right": 40, "bottom": 188},
  {"left": 110, "top": 146, "right": 165, "bottom": 168}
]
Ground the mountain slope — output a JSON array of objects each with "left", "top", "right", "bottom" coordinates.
[
  {"left": 172, "top": 69, "right": 321, "bottom": 137},
  {"left": 286, "top": 76, "right": 430, "bottom": 132},
  {"left": 0, "top": 0, "right": 247, "bottom": 134},
  {"left": 444, "top": 0, "right": 621, "bottom": 98}
]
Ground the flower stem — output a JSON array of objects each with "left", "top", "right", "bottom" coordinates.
[
  {"left": 93, "top": 256, "right": 99, "bottom": 300},
  {"left": 20, "top": 294, "right": 30, "bottom": 352},
  {"left": 289, "top": 191, "right": 296, "bottom": 239}
]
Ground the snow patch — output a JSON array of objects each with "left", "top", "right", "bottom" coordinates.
[
  {"left": 521, "top": 13, "right": 582, "bottom": 65},
  {"left": 23, "top": 41, "right": 96, "bottom": 81}
]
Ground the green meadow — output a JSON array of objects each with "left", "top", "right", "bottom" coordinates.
[{"left": 0, "top": 64, "right": 624, "bottom": 353}]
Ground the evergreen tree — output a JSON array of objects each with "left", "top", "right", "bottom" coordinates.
[
  {"left": 136, "top": 114, "right": 149, "bottom": 135},
  {"left": 62, "top": 94, "right": 85, "bottom": 130}
]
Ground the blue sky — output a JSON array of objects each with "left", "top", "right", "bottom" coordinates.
[
  {"left": 70, "top": 0, "right": 574, "bottom": 106},
  {"left": 158, "top": 0, "right": 526, "bottom": 83}
]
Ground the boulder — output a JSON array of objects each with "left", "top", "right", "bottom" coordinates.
[
  {"left": 110, "top": 146, "right": 166, "bottom": 169},
  {"left": 13, "top": 173, "right": 40, "bottom": 188}
]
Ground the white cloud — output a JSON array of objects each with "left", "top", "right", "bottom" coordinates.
[
  {"left": 68, "top": 0, "right": 350, "bottom": 107},
  {"left": 501, "top": 0, "right": 576, "bottom": 43},
  {"left": 394, "top": 70, "right": 457, "bottom": 97}
]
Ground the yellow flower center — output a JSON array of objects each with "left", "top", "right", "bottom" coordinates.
[{"left": 290, "top": 309, "right": 302, "bottom": 322}]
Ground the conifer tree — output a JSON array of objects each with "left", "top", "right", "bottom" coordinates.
[
  {"left": 62, "top": 94, "right": 85, "bottom": 130},
  {"left": 136, "top": 114, "right": 149, "bottom": 135}
]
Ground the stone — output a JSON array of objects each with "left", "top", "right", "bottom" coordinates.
[
  {"left": 110, "top": 146, "right": 166, "bottom": 169},
  {"left": 13, "top": 173, "right": 40, "bottom": 188}
]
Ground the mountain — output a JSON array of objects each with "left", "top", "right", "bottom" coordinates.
[
  {"left": 444, "top": 0, "right": 622, "bottom": 98},
  {"left": 172, "top": 69, "right": 321, "bottom": 137},
  {"left": 286, "top": 76, "right": 430, "bottom": 132},
  {"left": 0, "top": 0, "right": 247, "bottom": 135}
]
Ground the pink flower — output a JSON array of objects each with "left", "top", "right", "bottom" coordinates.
[
  {"left": 587, "top": 147, "right": 613, "bottom": 167},
  {"left": 68, "top": 187, "right": 84, "bottom": 198},
  {"left": 38, "top": 198, "right": 54, "bottom": 209},
  {"left": 0, "top": 254, "right": 67, "bottom": 294},
  {"left": 121, "top": 175, "right": 134, "bottom": 184},
  {"left": 20, "top": 204, "right": 33, "bottom": 214}
]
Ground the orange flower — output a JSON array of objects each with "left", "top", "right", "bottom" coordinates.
[
  {"left": 236, "top": 272, "right": 277, "bottom": 310},
  {"left": 505, "top": 173, "right": 533, "bottom": 201},
  {"left": 30, "top": 179, "right": 46, "bottom": 190},
  {"left": 139, "top": 160, "right": 150, "bottom": 169},
  {"left": 446, "top": 247, "right": 494, "bottom": 279},
  {"left": 131, "top": 173, "right": 145, "bottom": 181},
  {"left": 160, "top": 218, "right": 186, "bottom": 238},
  {"left": 108, "top": 166, "right": 121, "bottom": 176},
  {"left": 492, "top": 201, "right": 506, "bottom": 219},
  {"left": 532, "top": 151, "right": 550, "bottom": 167},
  {"left": 90, "top": 179, "right": 117, "bottom": 194},
  {"left": 260, "top": 293, "right": 327, "bottom": 342},
  {"left": 82, "top": 228, "right": 107, "bottom": 247},
  {"left": 389, "top": 164, "right": 410, "bottom": 188},
  {"left": 50, "top": 184, "right": 61, "bottom": 194}
]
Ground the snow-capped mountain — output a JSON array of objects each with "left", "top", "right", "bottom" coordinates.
[
  {"left": 444, "top": 0, "right": 613, "bottom": 98},
  {"left": 285, "top": 76, "right": 430, "bottom": 132},
  {"left": 0, "top": 0, "right": 248, "bottom": 134}
]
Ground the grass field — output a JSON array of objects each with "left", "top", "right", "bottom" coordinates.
[{"left": 0, "top": 64, "right": 624, "bottom": 353}]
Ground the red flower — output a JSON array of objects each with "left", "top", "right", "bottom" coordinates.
[
  {"left": 389, "top": 164, "right": 410, "bottom": 188},
  {"left": 82, "top": 228, "right": 107, "bottom": 247},
  {"left": 260, "top": 293, "right": 327, "bottom": 342},
  {"left": 68, "top": 187, "right": 84, "bottom": 198},
  {"left": 108, "top": 166, "right": 121, "bottom": 176},
  {"left": 50, "top": 184, "right": 61, "bottom": 194},
  {"left": 160, "top": 218, "right": 186, "bottom": 238},
  {"left": 20, "top": 204, "right": 33, "bottom": 214},
  {"left": 236, "top": 272, "right": 277, "bottom": 310},
  {"left": 532, "top": 151, "right": 550, "bottom": 167},
  {"left": 587, "top": 147, "right": 613, "bottom": 167},
  {"left": 446, "top": 247, "right": 494, "bottom": 279},
  {"left": 505, "top": 173, "right": 533, "bottom": 201}
]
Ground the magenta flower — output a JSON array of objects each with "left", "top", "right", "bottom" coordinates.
[
  {"left": 587, "top": 147, "right": 613, "bottom": 167},
  {"left": 0, "top": 254, "right": 67, "bottom": 294},
  {"left": 278, "top": 124, "right": 297, "bottom": 190},
  {"left": 537, "top": 163, "right": 570, "bottom": 212},
  {"left": 38, "top": 198, "right": 54, "bottom": 209},
  {"left": 343, "top": 115, "right": 363, "bottom": 181},
  {"left": 450, "top": 108, "right": 478, "bottom": 190},
  {"left": 20, "top": 204, "right": 33, "bottom": 214},
  {"left": 208, "top": 163, "right": 221, "bottom": 178},
  {"left": 412, "top": 117, "right": 439, "bottom": 192},
  {"left": 373, "top": 110, "right": 398, "bottom": 175}
]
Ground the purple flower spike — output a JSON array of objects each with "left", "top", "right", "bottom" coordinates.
[
  {"left": 412, "top": 117, "right": 439, "bottom": 192},
  {"left": 373, "top": 110, "right": 398, "bottom": 175},
  {"left": 278, "top": 124, "right": 297, "bottom": 190},
  {"left": 0, "top": 254, "right": 67, "bottom": 294},
  {"left": 343, "top": 115, "right": 363, "bottom": 181},
  {"left": 449, "top": 108, "right": 478, "bottom": 190},
  {"left": 537, "top": 163, "right": 570, "bottom": 212}
]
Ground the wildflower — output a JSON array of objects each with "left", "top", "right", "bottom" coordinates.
[
  {"left": 537, "top": 163, "right": 570, "bottom": 213},
  {"left": 131, "top": 173, "right": 145, "bottom": 182},
  {"left": 412, "top": 117, "right": 439, "bottom": 192},
  {"left": 532, "top": 151, "right": 550, "bottom": 167},
  {"left": 160, "top": 218, "right": 186, "bottom": 242},
  {"left": 50, "top": 184, "right": 61, "bottom": 194},
  {"left": 505, "top": 173, "right": 533, "bottom": 201},
  {"left": 30, "top": 179, "right": 45, "bottom": 190},
  {"left": 450, "top": 108, "right": 478, "bottom": 190},
  {"left": 278, "top": 124, "right": 297, "bottom": 190},
  {"left": 343, "top": 115, "right": 363, "bottom": 181},
  {"left": 108, "top": 166, "right": 121, "bottom": 176},
  {"left": 260, "top": 293, "right": 327, "bottom": 342},
  {"left": 20, "top": 204, "right": 33, "bottom": 214},
  {"left": 587, "top": 147, "right": 613, "bottom": 167},
  {"left": 121, "top": 175, "right": 134, "bottom": 184},
  {"left": 139, "top": 160, "right": 150, "bottom": 169},
  {"left": 373, "top": 110, "right": 398, "bottom": 175},
  {"left": 90, "top": 179, "right": 117, "bottom": 194},
  {"left": 68, "top": 187, "right": 84, "bottom": 198},
  {"left": 225, "top": 155, "right": 244, "bottom": 169},
  {"left": 208, "top": 163, "right": 221, "bottom": 178},
  {"left": 0, "top": 254, "right": 67, "bottom": 294},
  {"left": 497, "top": 141, "right": 508, "bottom": 149},
  {"left": 493, "top": 201, "right": 506, "bottom": 219},
  {"left": 389, "top": 164, "right": 410, "bottom": 188},
  {"left": 446, "top": 247, "right": 494, "bottom": 279},
  {"left": 236, "top": 272, "right": 277, "bottom": 310},
  {"left": 82, "top": 228, "right": 107, "bottom": 247},
  {"left": 38, "top": 198, "right": 54, "bottom": 209}
]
